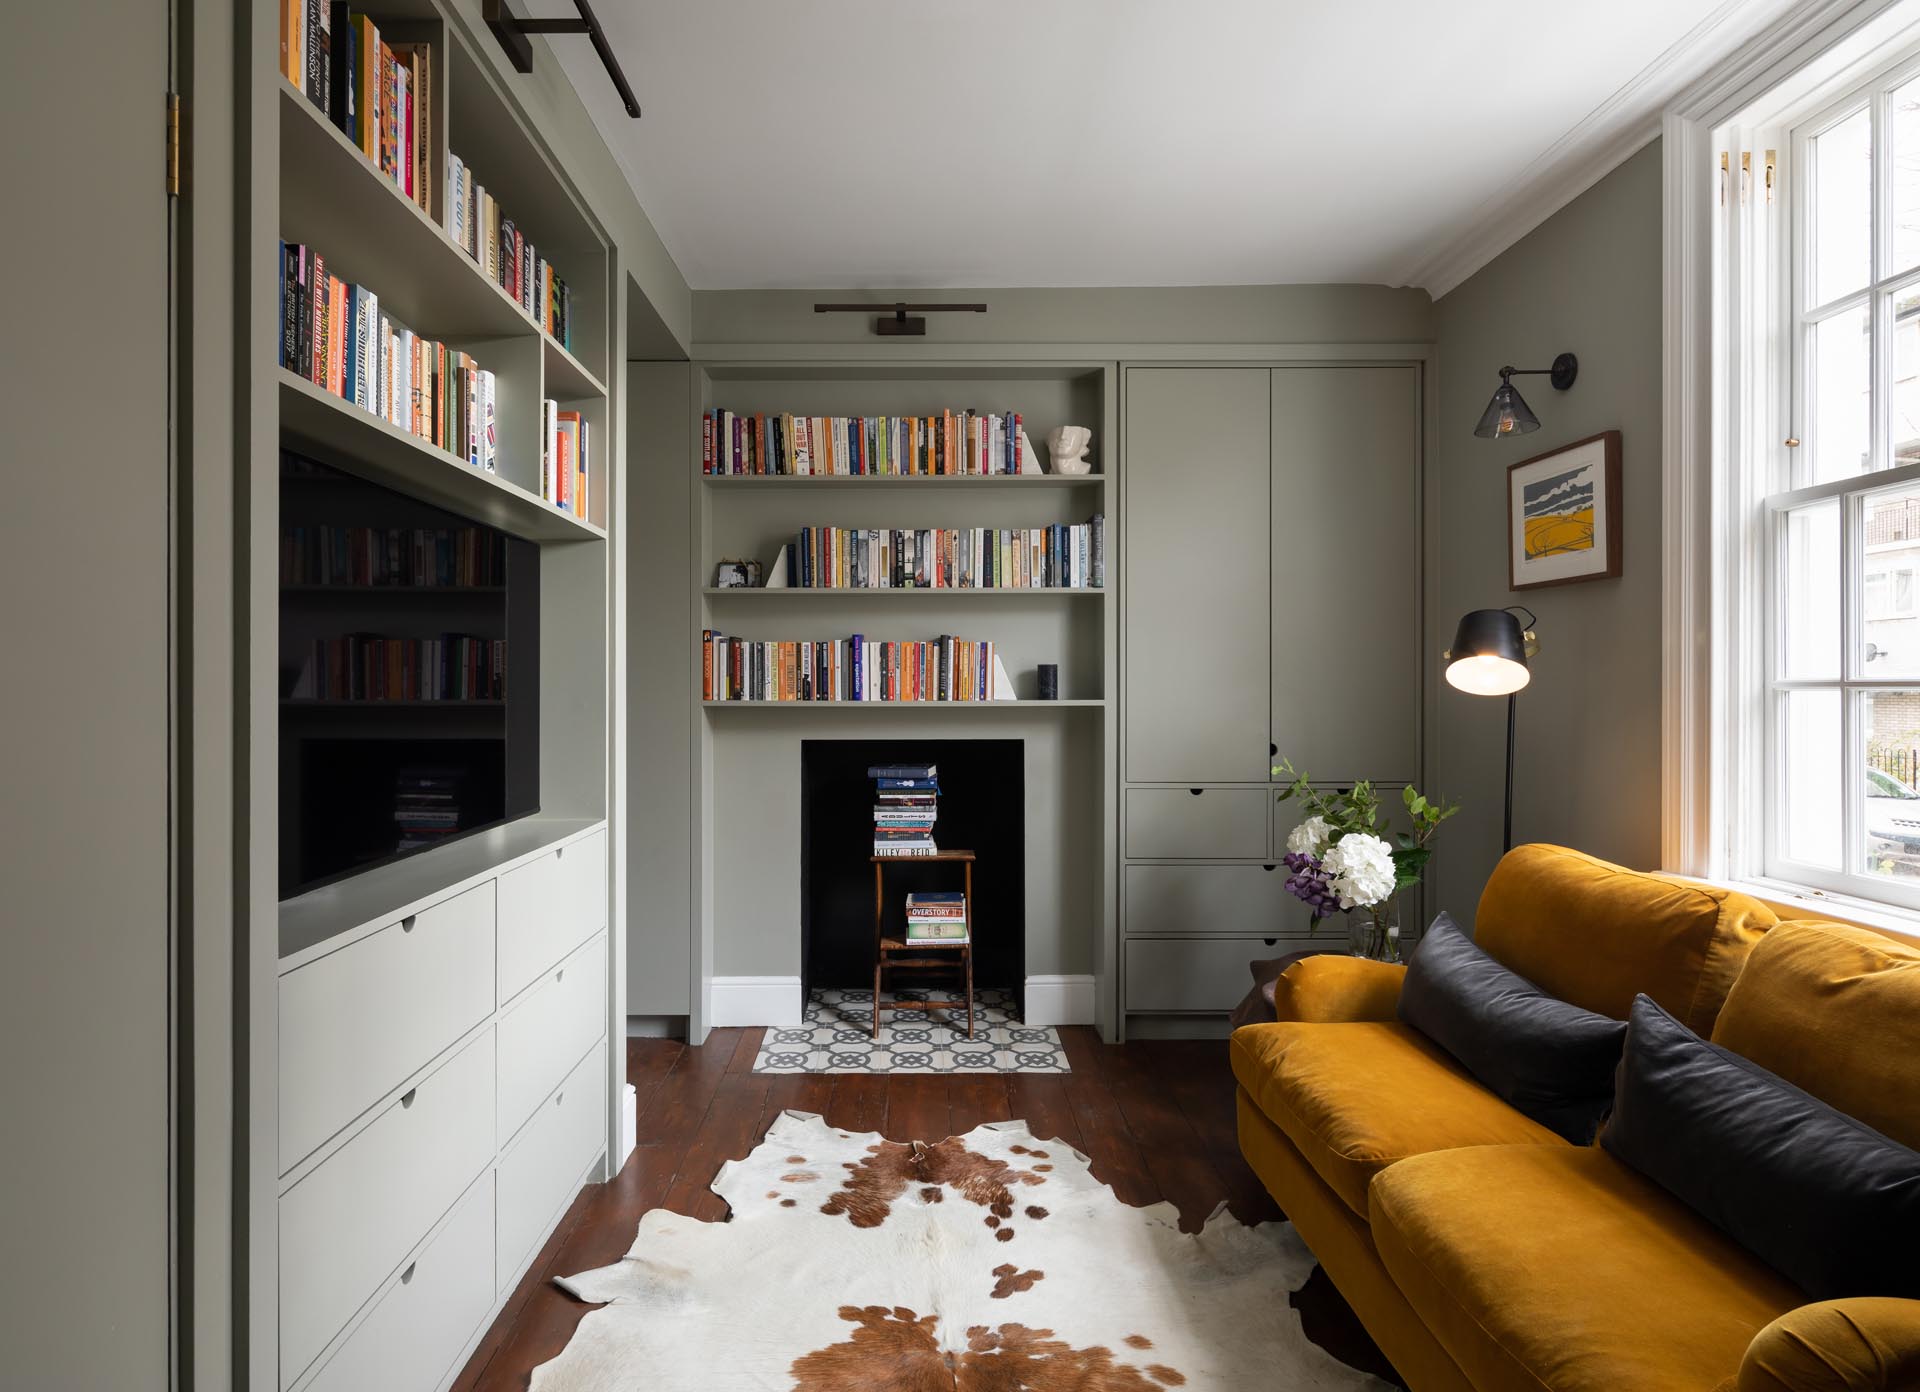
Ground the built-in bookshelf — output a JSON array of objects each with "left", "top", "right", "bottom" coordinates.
[{"left": 253, "top": 6, "right": 622, "bottom": 1389}]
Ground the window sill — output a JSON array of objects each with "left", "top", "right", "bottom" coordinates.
[{"left": 1684, "top": 874, "right": 1920, "bottom": 946}]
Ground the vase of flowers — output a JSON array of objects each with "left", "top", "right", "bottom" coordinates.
[{"left": 1274, "top": 760, "right": 1458, "bottom": 962}]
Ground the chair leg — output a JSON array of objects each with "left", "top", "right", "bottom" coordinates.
[
  {"left": 872, "top": 956, "right": 882, "bottom": 1039},
  {"left": 964, "top": 947, "right": 975, "bottom": 1040}
]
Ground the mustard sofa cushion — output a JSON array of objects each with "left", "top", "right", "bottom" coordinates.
[
  {"left": 1272, "top": 954, "right": 1407, "bottom": 1024},
  {"left": 1474, "top": 843, "right": 1775, "bottom": 1033},
  {"left": 1711, "top": 919, "right": 1920, "bottom": 1151},
  {"left": 1229, "top": 1020, "right": 1564, "bottom": 1218},
  {"left": 1370, "top": 1144, "right": 1804, "bottom": 1392},
  {"left": 1739, "top": 1298, "right": 1920, "bottom": 1392}
]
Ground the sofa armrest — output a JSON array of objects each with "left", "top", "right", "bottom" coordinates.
[
  {"left": 1739, "top": 1299, "right": 1920, "bottom": 1392},
  {"left": 1272, "top": 956, "right": 1407, "bottom": 1023}
]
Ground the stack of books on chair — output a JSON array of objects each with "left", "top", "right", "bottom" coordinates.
[
  {"left": 871, "top": 763, "right": 939, "bottom": 857},
  {"left": 903, "top": 890, "right": 968, "bottom": 944}
]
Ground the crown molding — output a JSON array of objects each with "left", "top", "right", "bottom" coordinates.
[{"left": 1402, "top": 0, "right": 1807, "bottom": 300}]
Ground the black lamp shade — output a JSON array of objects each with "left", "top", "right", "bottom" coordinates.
[
  {"left": 1445, "top": 609, "right": 1531, "bottom": 695},
  {"left": 1474, "top": 380, "right": 1541, "bottom": 438}
]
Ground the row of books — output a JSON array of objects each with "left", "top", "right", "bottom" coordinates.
[
  {"left": 904, "top": 891, "right": 968, "bottom": 938},
  {"left": 702, "top": 633, "right": 999, "bottom": 703},
  {"left": 781, "top": 519, "right": 1105, "bottom": 591},
  {"left": 873, "top": 763, "right": 942, "bottom": 862},
  {"left": 448, "top": 153, "right": 574, "bottom": 348},
  {"left": 287, "top": 633, "right": 507, "bottom": 703},
  {"left": 703, "top": 409, "right": 1025, "bottom": 476},
  {"left": 541, "top": 400, "right": 592, "bottom": 517},
  {"left": 281, "top": 5, "right": 432, "bottom": 215},
  {"left": 280, "top": 242, "right": 499, "bottom": 472},
  {"left": 280, "top": 523, "right": 508, "bottom": 589}
]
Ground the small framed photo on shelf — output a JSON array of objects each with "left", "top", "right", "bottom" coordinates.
[
  {"left": 1507, "top": 430, "right": 1622, "bottom": 591},
  {"left": 713, "top": 559, "right": 763, "bottom": 589}
]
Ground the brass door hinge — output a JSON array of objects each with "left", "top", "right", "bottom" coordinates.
[{"left": 166, "top": 92, "right": 182, "bottom": 197}]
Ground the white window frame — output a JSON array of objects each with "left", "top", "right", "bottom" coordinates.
[{"left": 1665, "top": 0, "right": 1920, "bottom": 923}]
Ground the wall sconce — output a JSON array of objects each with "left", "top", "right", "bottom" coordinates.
[
  {"left": 484, "top": 0, "right": 642, "bottom": 118},
  {"left": 1474, "top": 353, "right": 1578, "bottom": 438}
]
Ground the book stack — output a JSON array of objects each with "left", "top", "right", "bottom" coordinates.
[
  {"left": 903, "top": 890, "right": 968, "bottom": 942},
  {"left": 872, "top": 764, "right": 940, "bottom": 859},
  {"left": 280, "top": 5, "right": 432, "bottom": 214},
  {"left": 783, "top": 519, "right": 1106, "bottom": 590},
  {"left": 703, "top": 409, "right": 1025, "bottom": 476},
  {"left": 392, "top": 765, "right": 465, "bottom": 852},
  {"left": 702, "top": 633, "right": 1005, "bottom": 702},
  {"left": 279, "top": 242, "right": 498, "bottom": 472},
  {"left": 449, "top": 154, "right": 574, "bottom": 347},
  {"left": 540, "top": 400, "right": 591, "bottom": 516},
  {"left": 289, "top": 633, "right": 506, "bottom": 702}
]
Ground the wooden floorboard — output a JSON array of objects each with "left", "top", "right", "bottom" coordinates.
[{"left": 449, "top": 1032, "right": 1404, "bottom": 1392}]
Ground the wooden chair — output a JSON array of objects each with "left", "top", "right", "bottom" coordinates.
[{"left": 871, "top": 850, "right": 974, "bottom": 1040}]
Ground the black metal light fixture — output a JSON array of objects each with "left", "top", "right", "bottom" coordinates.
[
  {"left": 1443, "top": 606, "right": 1539, "bottom": 852},
  {"left": 484, "top": 0, "right": 641, "bottom": 118},
  {"left": 813, "top": 302, "right": 989, "bottom": 338},
  {"left": 1474, "top": 353, "right": 1579, "bottom": 438}
]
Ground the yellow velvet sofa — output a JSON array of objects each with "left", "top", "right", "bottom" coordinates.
[{"left": 1231, "top": 842, "right": 1920, "bottom": 1392}]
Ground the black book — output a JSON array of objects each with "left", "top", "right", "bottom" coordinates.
[{"left": 328, "top": 3, "right": 355, "bottom": 136}]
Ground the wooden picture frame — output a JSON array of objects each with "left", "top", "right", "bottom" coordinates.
[{"left": 1506, "top": 430, "right": 1622, "bottom": 590}]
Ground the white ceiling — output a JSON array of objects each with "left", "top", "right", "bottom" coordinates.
[{"left": 554, "top": 0, "right": 1767, "bottom": 291}]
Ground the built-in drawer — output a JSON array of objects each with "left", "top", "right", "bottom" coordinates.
[
  {"left": 498, "top": 931, "right": 607, "bottom": 1145},
  {"left": 1126, "top": 787, "right": 1269, "bottom": 859},
  {"left": 1125, "top": 862, "right": 1326, "bottom": 938},
  {"left": 497, "top": 829, "right": 606, "bottom": 1004},
  {"left": 304, "top": 1170, "right": 495, "bottom": 1392},
  {"left": 497, "top": 1043, "right": 605, "bottom": 1282},
  {"left": 279, "top": 1027, "right": 496, "bottom": 1389},
  {"left": 1126, "top": 937, "right": 1302, "bottom": 1013},
  {"left": 279, "top": 881, "right": 495, "bottom": 1172}
]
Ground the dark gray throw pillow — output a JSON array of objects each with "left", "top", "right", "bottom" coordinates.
[
  {"left": 1601, "top": 995, "right": 1920, "bottom": 1301},
  {"left": 1397, "top": 913, "right": 1627, "bottom": 1143}
]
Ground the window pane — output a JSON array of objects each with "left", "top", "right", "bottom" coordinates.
[
  {"left": 1893, "top": 74, "right": 1920, "bottom": 274},
  {"left": 1864, "top": 482, "right": 1920, "bottom": 675},
  {"left": 1864, "top": 689, "right": 1920, "bottom": 881},
  {"left": 1784, "top": 498, "right": 1841, "bottom": 679},
  {"left": 1810, "top": 303, "right": 1873, "bottom": 482},
  {"left": 1783, "top": 688, "right": 1843, "bottom": 868},
  {"left": 1896, "top": 288, "right": 1920, "bottom": 467},
  {"left": 1812, "top": 106, "right": 1872, "bottom": 305}
]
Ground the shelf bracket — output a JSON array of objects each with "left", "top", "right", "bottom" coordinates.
[{"left": 483, "top": 0, "right": 641, "bottom": 119}]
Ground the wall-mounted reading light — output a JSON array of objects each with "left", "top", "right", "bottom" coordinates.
[
  {"left": 484, "top": 0, "right": 641, "bottom": 119},
  {"left": 813, "top": 302, "right": 989, "bottom": 337},
  {"left": 1474, "top": 353, "right": 1578, "bottom": 438}
]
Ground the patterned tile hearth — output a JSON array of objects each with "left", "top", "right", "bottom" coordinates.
[{"left": 751, "top": 987, "right": 1069, "bottom": 1075}]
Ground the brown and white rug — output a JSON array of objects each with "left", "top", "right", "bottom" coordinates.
[{"left": 533, "top": 1111, "right": 1390, "bottom": 1391}]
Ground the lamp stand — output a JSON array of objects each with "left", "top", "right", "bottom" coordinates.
[{"left": 1504, "top": 692, "right": 1517, "bottom": 853}]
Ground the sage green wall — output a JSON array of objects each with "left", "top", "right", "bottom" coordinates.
[
  {"left": 1425, "top": 141, "right": 1665, "bottom": 923},
  {"left": 694, "top": 285, "right": 1434, "bottom": 348}
]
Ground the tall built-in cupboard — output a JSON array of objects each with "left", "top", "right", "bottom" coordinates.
[{"left": 1120, "top": 365, "right": 1421, "bottom": 1030}]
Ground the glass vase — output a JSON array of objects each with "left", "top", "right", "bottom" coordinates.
[{"left": 1348, "top": 904, "right": 1401, "bottom": 962}]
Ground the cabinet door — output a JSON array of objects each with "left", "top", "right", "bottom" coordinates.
[
  {"left": 1270, "top": 367, "right": 1420, "bottom": 780},
  {"left": 1125, "top": 369, "right": 1271, "bottom": 783}
]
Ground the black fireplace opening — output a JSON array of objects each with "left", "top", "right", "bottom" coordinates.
[{"left": 800, "top": 738, "right": 1026, "bottom": 1015}]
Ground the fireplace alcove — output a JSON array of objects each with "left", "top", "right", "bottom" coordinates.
[{"left": 800, "top": 738, "right": 1026, "bottom": 1018}]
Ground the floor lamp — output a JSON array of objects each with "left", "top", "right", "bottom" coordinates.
[{"left": 1443, "top": 607, "right": 1538, "bottom": 853}]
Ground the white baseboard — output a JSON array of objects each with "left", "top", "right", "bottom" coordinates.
[
  {"left": 618, "top": 1083, "right": 637, "bottom": 1168},
  {"left": 709, "top": 975, "right": 803, "bottom": 1027},
  {"left": 1023, "top": 975, "right": 1096, "bottom": 1028}
]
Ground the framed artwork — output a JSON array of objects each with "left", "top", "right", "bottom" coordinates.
[
  {"left": 1507, "top": 430, "right": 1622, "bottom": 590},
  {"left": 713, "top": 559, "right": 763, "bottom": 589}
]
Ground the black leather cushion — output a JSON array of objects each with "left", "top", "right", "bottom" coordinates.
[
  {"left": 1602, "top": 994, "right": 1920, "bottom": 1301},
  {"left": 1398, "top": 913, "right": 1627, "bottom": 1143}
]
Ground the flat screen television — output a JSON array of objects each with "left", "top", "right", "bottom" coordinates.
[{"left": 278, "top": 450, "right": 539, "bottom": 898}]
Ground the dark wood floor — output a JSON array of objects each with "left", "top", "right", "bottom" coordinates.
[{"left": 449, "top": 1026, "right": 1402, "bottom": 1390}]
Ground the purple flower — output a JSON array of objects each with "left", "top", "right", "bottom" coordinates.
[{"left": 1281, "top": 853, "right": 1342, "bottom": 919}]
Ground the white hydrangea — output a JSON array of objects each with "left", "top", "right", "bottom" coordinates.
[
  {"left": 1321, "top": 831, "right": 1397, "bottom": 909},
  {"left": 1285, "top": 815, "right": 1331, "bottom": 856}
]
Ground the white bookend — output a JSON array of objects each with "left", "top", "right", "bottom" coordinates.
[
  {"left": 991, "top": 653, "right": 1016, "bottom": 702},
  {"left": 765, "top": 548, "right": 789, "bottom": 588}
]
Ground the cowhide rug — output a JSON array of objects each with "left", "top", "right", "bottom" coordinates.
[{"left": 533, "top": 1111, "right": 1392, "bottom": 1391}]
